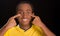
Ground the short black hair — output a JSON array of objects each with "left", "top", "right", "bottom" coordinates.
[{"left": 16, "top": 1, "right": 34, "bottom": 12}]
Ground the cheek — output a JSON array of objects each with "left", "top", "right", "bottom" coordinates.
[{"left": 28, "top": 16, "right": 32, "bottom": 20}]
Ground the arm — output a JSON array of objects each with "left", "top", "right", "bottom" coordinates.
[
  {"left": 32, "top": 15, "right": 56, "bottom": 36},
  {"left": 0, "top": 24, "right": 9, "bottom": 36},
  {"left": 38, "top": 22, "right": 56, "bottom": 36},
  {"left": 0, "top": 14, "right": 20, "bottom": 36}
]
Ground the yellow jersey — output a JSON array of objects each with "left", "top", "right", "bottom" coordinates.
[{"left": 4, "top": 25, "right": 45, "bottom": 36}]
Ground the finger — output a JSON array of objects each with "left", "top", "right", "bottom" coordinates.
[
  {"left": 31, "top": 14, "right": 36, "bottom": 18},
  {"left": 12, "top": 14, "right": 21, "bottom": 18}
]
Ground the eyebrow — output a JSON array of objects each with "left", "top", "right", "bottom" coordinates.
[
  {"left": 27, "top": 9, "right": 32, "bottom": 11},
  {"left": 17, "top": 9, "right": 23, "bottom": 11},
  {"left": 17, "top": 8, "right": 32, "bottom": 11}
]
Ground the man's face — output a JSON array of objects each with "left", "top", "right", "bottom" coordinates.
[{"left": 16, "top": 3, "right": 33, "bottom": 25}]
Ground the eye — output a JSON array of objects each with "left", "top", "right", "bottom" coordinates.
[
  {"left": 17, "top": 11, "right": 24, "bottom": 15},
  {"left": 27, "top": 12, "right": 30, "bottom": 14},
  {"left": 20, "top": 12, "right": 24, "bottom": 14}
]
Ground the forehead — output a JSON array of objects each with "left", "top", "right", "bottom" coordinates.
[{"left": 17, "top": 3, "right": 32, "bottom": 10}]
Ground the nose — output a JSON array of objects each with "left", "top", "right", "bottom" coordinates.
[{"left": 23, "top": 13, "right": 27, "bottom": 18}]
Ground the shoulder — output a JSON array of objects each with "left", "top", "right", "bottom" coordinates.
[
  {"left": 33, "top": 24, "right": 43, "bottom": 30},
  {"left": 33, "top": 25, "right": 46, "bottom": 36},
  {"left": 7, "top": 26, "right": 17, "bottom": 32},
  {"left": 4, "top": 26, "right": 17, "bottom": 36}
]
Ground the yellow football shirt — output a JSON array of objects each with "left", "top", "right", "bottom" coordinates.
[{"left": 4, "top": 25, "right": 45, "bottom": 36}]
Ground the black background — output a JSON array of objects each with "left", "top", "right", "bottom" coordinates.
[{"left": 0, "top": 0, "right": 57, "bottom": 35}]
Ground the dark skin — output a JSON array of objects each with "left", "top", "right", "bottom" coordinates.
[
  {"left": 16, "top": 3, "right": 33, "bottom": 30},
  {"left": 0, "top": 3, "right": 56, "bottom": 36}
]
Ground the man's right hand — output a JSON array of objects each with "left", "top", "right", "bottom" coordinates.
[
  {"left": 0, "top": 14, "right": 21, "bottom": 36},
  {"left": 5, "top": 14, "right": 21, "bottom": 29}
]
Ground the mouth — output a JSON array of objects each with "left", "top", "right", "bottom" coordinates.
[{"left": 22, "top": 18, "right": 28, "bottom": 21}]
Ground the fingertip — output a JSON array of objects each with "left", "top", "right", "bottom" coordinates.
[
  {"left": 13, "top": 14, "right": 21, "bottom": 18},
  {"left": 32, "top": 14, "right": 36, "bottom": 17}
]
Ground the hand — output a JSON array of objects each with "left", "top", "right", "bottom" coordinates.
[
  {"left": 31, "top": 14, "right": 44, "bottom": 27},
  {"left": 5, "top": 14, "right": 21, "bottom": 29},
  {"left": 31, "top": 14, "right": 56, "bottom": 36}
]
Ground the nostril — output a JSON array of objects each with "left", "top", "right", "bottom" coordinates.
[{"left": 23, "top": 14, "right": 26, "bottom": 18}]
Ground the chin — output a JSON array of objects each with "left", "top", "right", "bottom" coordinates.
[
  {"left": 23, "top": 23, "right": 29, "bottom": 25},
  {"left": 22, "top": 22, "right": 30, "bottom": 25}
]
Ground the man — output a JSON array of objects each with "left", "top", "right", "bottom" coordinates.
[{"left": 0, "top": 1, "right": 55, "bottom": 36}]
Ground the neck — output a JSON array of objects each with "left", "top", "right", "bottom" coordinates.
[{"left": 19, "top": 24, "right": 31, "bottom": 31}]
